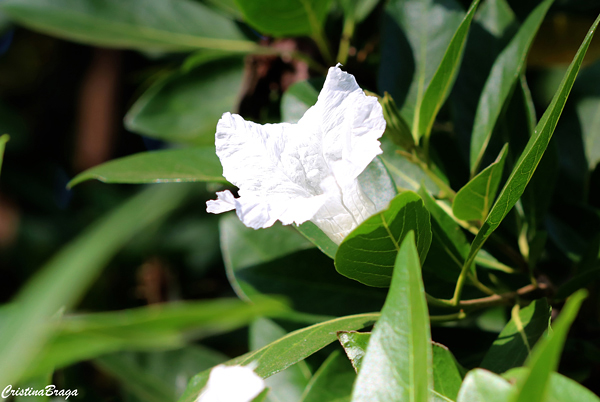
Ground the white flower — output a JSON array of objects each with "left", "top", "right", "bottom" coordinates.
[
  {"left": 196, "top": 365, "right": 265, "bottom": 402},
  {"left": 206, "top": 65, "right": 386, "bottom": 244}
]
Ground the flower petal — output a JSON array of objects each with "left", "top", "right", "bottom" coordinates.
[
  {"left": 197, "top": 365, "right": 265, "bottom": 402},
  {"left": 207, "top": 65, "right": 386, "bottom": 243},
  {"left": 206, "top": 190, "right": 236, "bottom": 214}
]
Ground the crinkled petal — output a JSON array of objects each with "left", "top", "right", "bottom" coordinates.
[
  {"left": 207, "top": 65, "right": 386, "bottom": 243},
  {"left": 206, "top": 190, "right": 236, "bottom": 214},
  {"left": 197, "top": 365, "right": 265, "bottom": 402}
]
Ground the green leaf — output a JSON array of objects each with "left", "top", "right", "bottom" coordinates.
[
  {"left": 576, "top": 93, "right": 600, "bottom": 170},
  {"left": 94, "top": 346, "right": 227, "bottom": 402},
  {"left": 380, "top": 136, "right": 446, "bottom": 195},
  {"left": 504, "top": 368, "right": 600, "bottom": 402},
  {"left": 0, "top": 134, "right": 8, "bottom": 178},
  {"left": 418, "top": 0, "right": 479, "bottom": 140},
  {"left": 299, "top": 351, "right": 355, "bottom": 402},
  {"left": 250, "top": 318, "right": 311, "bottom": 402},
  {"left": 295, "top": 221, "right": 339, "bottom": 259},
  {"left": 511, "top": 289, "right": 588, "bottom": 402},
  {"left": 453, "top": 144, "right": 508, "bottom": 221},
  {"left": 469, "top": 0, "right": 552, "bottom": 175},
  {"left": 0, "top": 0, "right": 256, "bottom": 52},
  {"left": 125, "top": 58, "right": 244, "bottom": 145},
  {"left": 24, "top": 298, "right": 286, "bottom": 380},
  {"left": 462, "top": 14, "right": 600, "bottom": 278},
  {"left": 234, "top": 0, "right": 332, "bottom": 36},
  {"left": 432, "top": 343, "right": 466, "bottom": 401},
  {"left": 457, "top": 369, "right": 515, "bottom": 402},
  {"left": 379, "top": 0, "right": 465, "bottom": 136},
  {"left": 68, "top": 148, "right": 227, "bottom": 188},
  {"left": 339, "top": 0, "right": 379, "bottom": 23},
  {"left": 221, "top": 214, "right": 386, "bottom": 317},
  {"left": 178, "top": 313, "right": 379, "bottom": 402},
  {"left": 335, "top": 191, "right": 432, "bottom": 287},
  {"left": 337, "top": 331, "right": 371, "bottom": 373},
  {"left": 351, "top": 232, "right": 432, "bottom": 402},
  {"left": 0, "top": 184, "right": 190, "bottom": 387},
  {"left": 380, "top": 92, "right": 415, "bottom": 151},
  {"left": 480, "top": 298, "right": 551, "bottom": 374}
]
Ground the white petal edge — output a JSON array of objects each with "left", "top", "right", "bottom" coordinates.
[{"left": 196, "top": 365, "right": 265, "bottom": 402}]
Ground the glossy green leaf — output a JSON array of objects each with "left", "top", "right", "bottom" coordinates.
[
  {"left": 335, "top": 191, "right": 432, "bottom": 287},
  {"left": 0, "top": 0, "right": 255, "bottom": 52},
  {"left": 0, "top": 184, "right": 190, "bottom": 387},
  {"left": 511, "top": 290, "right": 588, "bottom": 402},
  {"left": 462, "top": 14, "right": 600, "bottom": 278},
  {"left": 0, "top": 134, "right": 7, "bottom": 178},
  {"left": 480, "top": 298, "right": 551, "bottom": 373},
  {"left": 250, "top": 318, "right": 311, "bottom": 402},
  {"left": 337, "top": 331, "right": 371, "bottom": 373},
  {"left": 299, "top": 351, "right": 355, "bottom": 402},
  {"left": 432, "top": 343, "right": 466, "bottom": 401},
  {"left": 418, "top": 0, "right": 479, "bottom": 140},
  {"left": 469, "top": 0, "right": 552, "bottom": 175},
  {"left": 178, "top": 313, "right": 379, "bottom": 402},
  {"left": 351, "top": 232, "right": 432, "bottom": 402},
  {"left": 68, "top": 148, "right": 227, "bottom": 188},
  {"left": 457, "top": 369, "right": 515, "bottom": 402},
  {"left": 504, "top": 368, "right": 600, "bottom": 402},
  {"left": 234, "top": 0, "right": 332, "bottom": 36},
  {"left": 94, "top": 346, "right": 227, "bottom": 402},
  {"left": 24, "top": 298, "right": 286, "bottom": 380},
  {"left": 454, "top": 144, "right": 508, "bottom": 221},
  {"left": 221, "top": 214, "right": 386, "bottom": 317},
  {"left": 379, "top": 0, "right": 465, "bottom": 136},
  {"left": 125, "top": 58, "right": 244, "bottom": 145}
]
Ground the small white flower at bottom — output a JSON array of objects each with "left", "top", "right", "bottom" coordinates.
[
  {"left": 206, "top": 65, "right": 386, "bottom": 244},
  {"left": 196, "top": 365, "right": 265, "bottom": 402}
]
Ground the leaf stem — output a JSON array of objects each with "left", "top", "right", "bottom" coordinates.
[
  {"left": 336, "top": 15, "right": 356, "bottom": 64},
  {"left": 427, "top": 283, "right": 548, "bottom": 310},
  {"left": 430, "top": 311, "right": 466, "bottom": 322}
]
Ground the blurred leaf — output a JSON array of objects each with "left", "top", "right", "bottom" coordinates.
[
  {"left": 432, "top": 343, "right": 466, "bottom": 401},
  {"left": 250, "top": 318, "right": 311, "bottom": 402},
  {"left": 221, "top": 214, "right": 386, "bottom": 317},
  {"left": 203, "top": 0, "right": 243, "bottom": 19},
  {"left": 351, "top": 232, "right": 432, "bottom": 402},
  {"left": 0, "top": 184, "right": 191, "bottom": 387},
  {"left": 463, "top": 14, "right": 600, "bottom": 276},
  {"left": 16, "top": 374, "right": 52, "bottom": 402},
  {"left": 0, "top": 134, "right": 7, "bottom": 178},
  {"left": 511, "top": 290, "right": 587, "bottom": 402},
  {"left": 281, "top": 79, "right": 321, "bottom": 123},
  {"left": 504, "top": 368, "right": 600, "bottom": 402},
  {"left": 418, "top": 0, "right": 479, "bottom": 140},
  {"left": 178, "top": 313, "right": 379, "bottom": 402},
  {"left": 94, "top": 346, "right": 227, "bottom": 402},
  {"left": 234, "top": 0, "right": 332, "bottom": 36},
  {"left": 24, "top": 298, "right": 286, "bottom": 379},
  {"left": 555, "top": 235, "right": 600, "bottom": 299},
  {"left": 469, "top": 0, "right": 552, "bottom": 175},
  {"left": 337, "top": 331, "right": 371, "bottom": 372},
  {"left": 339, "top": 0, "right": 379, "bottom": 23},
  {"left": 457, "top": 369, "right": 514, "bottom": 402},
  {"left": 480, "top": 298, "right": 551, "bottom": 373},
  {"left": 68, "top": 148, "right": 227, "bottom": 188},
  {"left": 335, "top": 191, "right": 432, "bottom": 287},
  {"left": 453, "top": 144, "right": 508, "bottom": 221},
  {"left": 299, "top": 350, "right": 355, "bottom": 402},
  {"left": 125, "top": 58, "right": 244, "bottom": 145},
  {"left": 0, "top": 0, "right": 255, "bottom": 52},
  {"left": 379, "top": 0, "right": 464, "bottom": 133}
]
